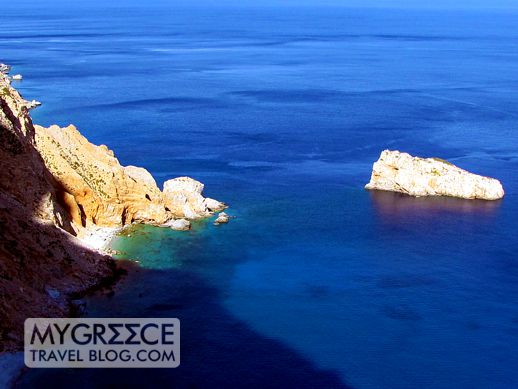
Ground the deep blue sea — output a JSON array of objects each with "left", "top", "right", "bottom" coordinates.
[{"left": 2, "top": 3, "right": 518, "bottom": 388}]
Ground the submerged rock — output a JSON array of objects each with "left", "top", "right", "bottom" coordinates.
[
  {"left": 365, "top": 150, "right": 504, "bottom": 200},
  {"left": 214, "top": 212, "right": 230, "bottom": 225}
]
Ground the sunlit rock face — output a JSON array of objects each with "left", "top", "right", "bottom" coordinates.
[
  {"left": 0, "top": 69, "right": 227, "bottom": 349},
  {"left": 34, "top": 124, "right": 170, "bottom": 231},
  {"left": 0, "top": 71, "right": 114, "bottom": 350},
  {"left": 365, "top": 150, "right": 504, "bottom": 201},
  {"left": 163, "top": 177, "right": 226, "bottom": 219},
  {"left": 214, "top": 212, "right": 230, "bottom": 225},
  {"left": 34, "top": 126, "right": 227, "bottom": 234}
]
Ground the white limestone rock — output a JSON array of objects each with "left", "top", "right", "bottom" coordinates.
[
  {"left": 163, "top": 177, "right": 226, "bottom": 219},
  {"left": 0, "top": 63, "right": 10, "bottom": 73},
  {"left": 164, "top": 176, "right": 204, "bottom": 194},
  {"left": 214, "top": 212, "right": 230, "bottom": 225},
  {"left": 204, "top": 197, "right": 226, "bottom": 212},
  {"left": 25, "top": 99, "right": 42, "bottom": 110},
  {"left": 365, "top": 150, "right": 504, "bottom": 200},
  {"left": 124, "top": 165, "right": 158, "bottom": 188},
  {"left": 162, "top": 218, "right": 191, "bottom": 231}
]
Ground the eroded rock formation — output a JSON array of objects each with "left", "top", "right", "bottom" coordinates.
[
  {"left": 163, "top": 177, "right": 226, "bottom": 219},
  {"left": 365, "top": 150, "right": 504, "bottom": 200},
  {"left": 214, "top": 212, "right": 230, "bottom": 225},
  {"left": 0, "top": 68, "right": 226, "bottom": 350},
  {"left": 0, "top": 71, "right": 114, "bottom": 350},
  {"left": 34, "top": 124, "right": 226, "bottom": 237}
]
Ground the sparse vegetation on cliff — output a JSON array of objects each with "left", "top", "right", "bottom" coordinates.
[{"left": 0, "top": 69, "right": 228, "bottom": 350}]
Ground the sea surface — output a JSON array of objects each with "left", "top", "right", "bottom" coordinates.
[{"left": 2, "top": 3, "right": 518, "bottom": 388}]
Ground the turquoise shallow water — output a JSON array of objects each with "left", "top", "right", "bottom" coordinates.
[{"left": 3, "top": 3, "right": 518, "bottom": 388}]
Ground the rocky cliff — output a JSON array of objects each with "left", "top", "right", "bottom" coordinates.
[
  {"left": 365, "top": 150, "right": 504, "bottom": 200},
  {"left": 34, "top": 124, "right": 225, "bottom": 237},
  {"left": 0, "top": 69, "right": 225, "bottom": 350},
  {"left": 0, "top": 71, "right": 116, "bottom": 350}
]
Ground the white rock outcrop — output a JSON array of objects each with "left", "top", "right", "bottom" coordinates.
[
  {"left": 124, "top": 165, "right": 158, "bottom": 188},
  {"left": 0, "top": 63, "right": 10, "bottom": 73},
  {"left": 161, "top": 218, "right": 191, "bottom": 231},
  {"left": 365, "top": 150, "right": 504, "bottom": 200},
  {"left": 0, "top": 66, "right": 230, "bottom": 350},
  {"left": 25, "top": 99, "right": 42, "bottom": 110},
  {"left": 214, "top": 212, "right": 230, "bottom": 225},
  {"left": 163, "top": 177, "right": 226, "bottom": 219}
]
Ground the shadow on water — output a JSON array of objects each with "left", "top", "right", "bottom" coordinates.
[{"left": 16, "top": 260, "right": 351, "bottom": 389}]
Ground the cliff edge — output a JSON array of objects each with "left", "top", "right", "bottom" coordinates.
[
  {"left": 34, "top": 124, "right": 226, "bottom": 236},
  {"left": 0, "top": 68, "right": 225, "bottom": 350}
]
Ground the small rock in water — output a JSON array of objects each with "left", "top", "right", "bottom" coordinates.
[
  {"left": 26, "top": 99, "right": 42, "bottom": 109},
  {"left": 11, "top": 74, "right": 22, "bottom": 81},
  {"left": 214, "top": 212, "right": 230, "bottom": 225}
]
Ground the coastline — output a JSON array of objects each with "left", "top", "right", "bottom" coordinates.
[
  {"left": 1, "top": 63, "right": 228, "bottom": 354},
  {"left": 2, "top": 4, "right": 517, "bottom": 386},
  {"left": 0, "top": 228, "right": 121, "bottom": 388},
  {"left": 0, "top": 226, "right": 118, "bottom": 389}
]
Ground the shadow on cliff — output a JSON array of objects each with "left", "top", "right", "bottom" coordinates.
[
  {"left": 2, "top": 80, "right": 350, "bottom": 387},
  {"left": 16, "top": 260, "right": 352, "bottom": 389},
  {"left": 0, "top": 97, "right": 115, "bottom": 351},
  {"left": 0, "top": 195, "right": 117, "bottom": 351}
]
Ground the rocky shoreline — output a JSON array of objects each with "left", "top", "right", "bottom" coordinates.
[
  {"left": 0, "top": 64, "right": 504, "bottom": 355},
  {"left": 0, "top": 65, "right": 230, "bottom": 351}
]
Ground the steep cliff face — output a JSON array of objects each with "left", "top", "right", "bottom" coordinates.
[
  {"left": 365, "top": 150, "right": 505, "bottom": 200},
  {"left": 0, "top": 69, "right": 226, "bottom": 350},
  {"left": 34, "top": 124, "right": 226, "bottom": 236},
  {"left": 0, "top": 72, "right": 115, "bottom": 350},
  {"left": 0, "top": 73, "right": 61, "bottom": 223},
  {"left": 34, "top": 124, "right": 169, "bottom": 231}
]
